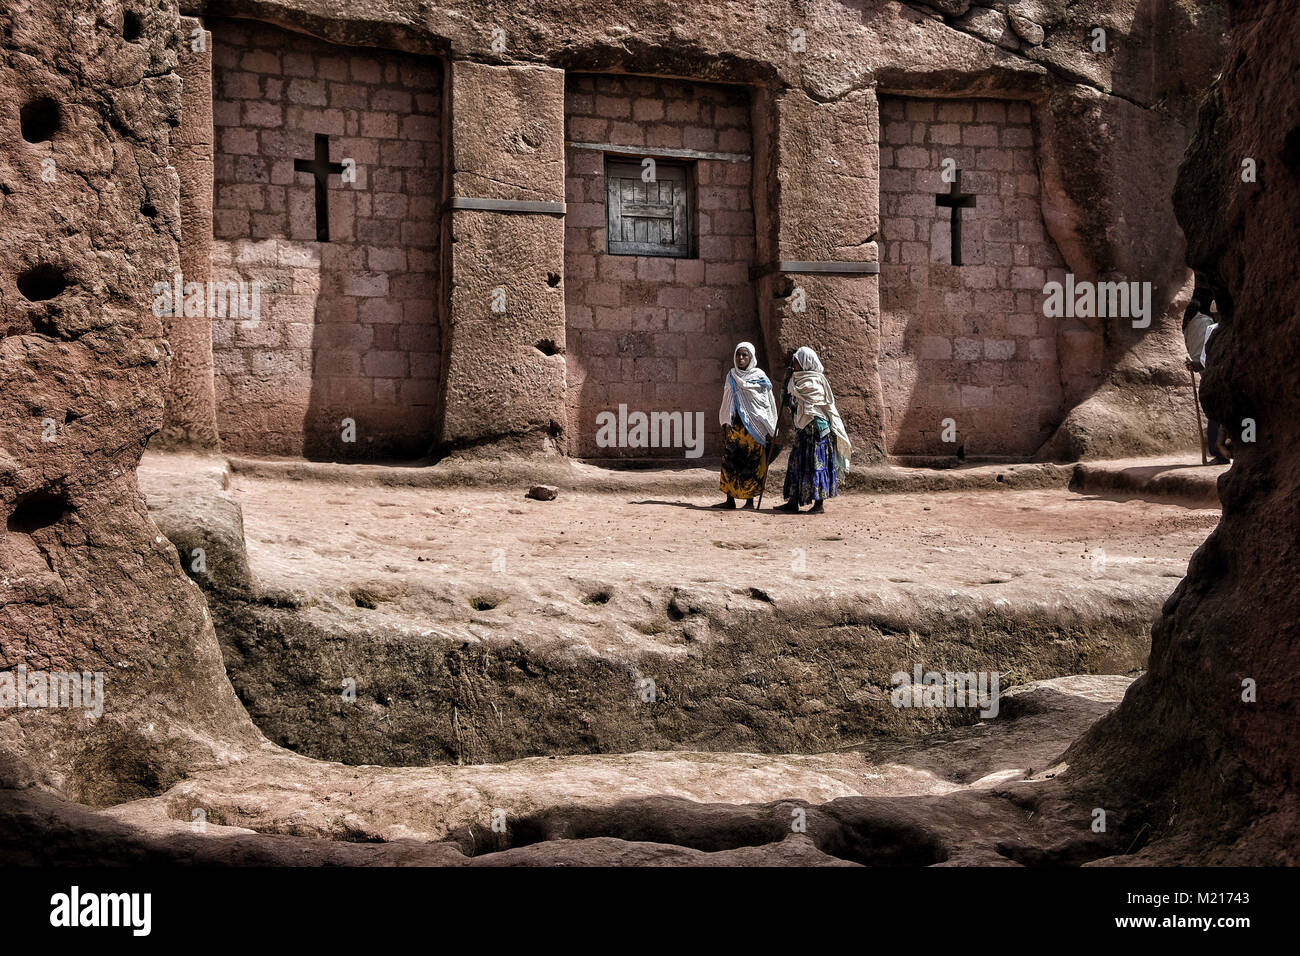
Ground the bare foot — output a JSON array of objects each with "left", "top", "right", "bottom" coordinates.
[
  {"left": 711, "top": 497, "right": 738, "bottom": 509},
  {"left": 774, "top": 500, "right": 800, "bottom": 513},
  {"left": 809, "top": 501, "right": 825, "bottom": 514},
  {"left": 741, "top": 499, "right": 755, "bottom": 510}
]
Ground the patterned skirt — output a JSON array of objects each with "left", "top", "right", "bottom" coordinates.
[
  {"left": 719, "top": 422, "right": 768, "bottom": 499},
  {"left": 783, "top": 425, "right": 838, "bottom": 505}
]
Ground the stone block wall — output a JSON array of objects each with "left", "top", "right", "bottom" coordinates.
[
  {"left": 563, "top": 74, "right": 759, "bottom": 459},
  {"left": 208, "top": 18, "right": 442, "bottom": 459},
  {"left": 878, "top": 95, "right": 1066, "bottom": 457}
]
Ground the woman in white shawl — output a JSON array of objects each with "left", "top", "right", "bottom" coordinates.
[
  {"left": 714, "top": 342, "right": 778, "bottom": 509},
  {"left": 776, "top": 346, "right": 852, "bottom": 514}
]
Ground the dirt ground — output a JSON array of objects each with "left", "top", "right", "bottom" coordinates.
[{"left": 231, "top": 475, "right": 1220, "bottom": 654}]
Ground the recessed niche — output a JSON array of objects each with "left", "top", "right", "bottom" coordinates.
[
  {"left": 19, "top": 97, "right": 61, "bottom": 143},
  {"left": 535, "top": 338, "right": 560, "bottom": 356},
  {"left": 123, "top": 10, "right": 144, "bottom": 42},
  {"left": 17, "top": 264, "right": 68, "bottom": 302},
  {"left": 7, "top": 489, "right": 70, "bottom": 535}
]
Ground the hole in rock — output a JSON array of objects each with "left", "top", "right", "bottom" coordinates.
[
  {"left": 813, "top": 816, "right": 950, "bottom": 866},
  {"left": 17, "top": 264, "right": 68, "bottom": 302},
  {"left": 582, "top": 589, "right": 612, "bottom": 606},
  {"left": 351, "top": 588, "right": 379, "bottom": 609},
  {"left": 7, "top": 489, "right": 70, "bottom": 535},
  {"left": 19, "top": 97, "right": 61, "bottom": 143},
  {"left": 535, "top": 338, "right": 560, "bottom": 356},
  {"left": 123, "top": 10, "right": 144, "bottom": 41},
  {"left": 140, "top": 202, "right": 158, "bottom": 218},
  {"left": 469, "top": 596, "right": 500, "bottom": 611},
  {"left": 546, "top": 272, "right": 561, "bottom": 287}
]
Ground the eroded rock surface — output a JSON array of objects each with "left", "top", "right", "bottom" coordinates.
[
  {"left": 0, "top": 1, "right": 258, "bottom": 808},
  {"left": 8, "top": 0, "right": 1291, "bottom": 868},
  {"left": 143, "top": 458, "right": 1210, "bottom": 766},
  {"left": 1032, "top": 0, "right": 1300, "bottom": 864}
]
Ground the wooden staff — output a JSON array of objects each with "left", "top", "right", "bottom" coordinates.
[
  {"left": 755, "top": 439, "right": 782, "bottom": 510},
  {"left": 1190, "top": 365, "right": 1207, "bottom": 465}
]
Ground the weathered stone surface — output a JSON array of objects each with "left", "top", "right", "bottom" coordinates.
[
  {"left": 756, "top": 87, "right": 885, "bottom": 461},
  {"left": 955, "top": 7, "right": 1020, "bottom": 50},
  {"left": 1035, "top": 84, "right": 1204, "bottom": 459},
  {"left": 448, "top": 61, "right": 566, "bottom": 204},
  {"left": 917, "top": 0, "right": 973, "bottom": 16},
  {"left": 152, "top": 460, "right": 1209, "bottom": 768},
  {"left": 441, "top": 210, "right": 568, "bottom": 453},
  {"left": 1, "top": 675, "right": 1129, "bottom": 862},
  {"left": 140, "top": 453, "right": 254, "bottom": 594},
  {"left": 6, "top": 0, "right": 1276, "bottom": 869},
  {"left": 156, "top": 18, "right": 220, "bottom": 450},
  {"left": 525, "top": 483, "right": 558, "bottom": 500},
  {"left": 1008, "top": 13, "right": 1045, "bottom": 45},
  {"left": 0, "top": 1, "right": 259, "bottom": 808},
  {"left": 439, "top": 62, "right": 568, "bottom": 456},
  {"left": 1036, "top": 0, "right": 1300, "bottom": 863}
]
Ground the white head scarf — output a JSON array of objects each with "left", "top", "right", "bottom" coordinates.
[
  {"left": 789, "top": 346, "right": 852, "bottom": 470},
  {"left": 720, "top": 341, "right": 777, "bottom": 444},
  {"left": 793, "top": 346, "right": 823, "bottom": 373}
]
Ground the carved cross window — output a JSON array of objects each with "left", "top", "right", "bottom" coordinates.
[{"left": 605, "top": 159, "right": 694, "bottom": 258}]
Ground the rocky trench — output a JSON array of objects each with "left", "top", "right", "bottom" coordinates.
[{"left": 201, "top": 581, "right": 1150, "bottom": 767}]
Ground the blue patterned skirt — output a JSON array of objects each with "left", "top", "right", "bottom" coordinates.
[{"left": 783, "top": 425, "right": 838, "bottom": 505}]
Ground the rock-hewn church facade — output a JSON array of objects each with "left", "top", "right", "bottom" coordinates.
[{"left": 155, "top": 1, "right": 1219, "bottom": 463}]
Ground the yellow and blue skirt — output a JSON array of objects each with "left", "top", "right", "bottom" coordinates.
[{"left": 719, "top": 422, "right": 768, "bottom": 499}]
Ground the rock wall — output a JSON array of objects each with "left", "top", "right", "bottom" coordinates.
[
  {"left": 1, "top": 0, "right": 1250, "bottom": 857},
  {"left": 148, "top": 0, "right": 1226, "bottom": 463},
  {"left": 1046, "top": 0, "right": 1298, "bottom": 862},
  {"left": 156, "top": 16, "right": 221, "bottom": 449},
  {"left": 0, "top": 0, "right": 259, "bottom": 807}
]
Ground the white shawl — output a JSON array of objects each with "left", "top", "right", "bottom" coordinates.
[
  {"left": 719, "top": 341, "right": 777, "bottom": 444},
  {"left": 789, "top": 346, "right": 852, "bottom": 470}
]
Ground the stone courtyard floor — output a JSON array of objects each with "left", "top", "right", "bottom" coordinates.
[
  {"left": 109, "top": 451, "right": 1228, "bottom": 856},
  {"left": 230, "top": 468, "right": 1218, "bottom": 656}
]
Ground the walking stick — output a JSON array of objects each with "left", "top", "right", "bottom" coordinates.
[
  {"left": 1190, "top": 366, "right": 1207, "bottom": 465},
  {"left": 755, "top": 439, "right": 782, "bottom": 510}
]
